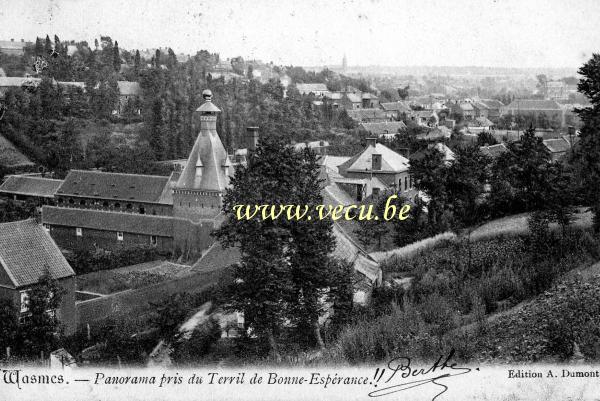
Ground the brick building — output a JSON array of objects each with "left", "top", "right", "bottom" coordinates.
[
  {"left": 40, "top": 90, "right": 233, "bottom": 260},
  {"left": 0, "top": 219, "right": 77, "bottom": 335}
]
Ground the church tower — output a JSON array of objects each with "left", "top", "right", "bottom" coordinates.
[
  {"left": 342, "top": 54, "right": 347, "bottom": 72},
  {"left": 172, "top": 89, "right": 232, "bottom": 258}
]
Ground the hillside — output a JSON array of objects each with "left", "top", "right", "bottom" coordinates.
[{"left": 0, "top": 134, "right": 34, "bottom": 168}]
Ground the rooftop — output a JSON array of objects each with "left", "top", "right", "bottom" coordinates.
[
  {"left": 505, "top": 99, "right": 562, "bottom": 111},
  {"left": 0, "top": 175, "right": 63, "bottom": 198},
  {"left": 480, "top": 143, "right": 509, "bottom": 158},
  {"left": 339, "top": 142, "right": 410, "bottom": 173},
  {"left": 0, "top": 219, "right": 75, "bottom": 288},
  {"left": 42, "top": 206, "right": 175, "bottom": 237},
  {"left": 57, "top": 170, "right": 171, "bottom": 204},
  {"left": 359, "top": 121, "right": 407, "bottom": 135},
  {"left": 117, "top": 81, "right": 141, "bottom": 96}
]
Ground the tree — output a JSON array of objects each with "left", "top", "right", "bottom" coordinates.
[
  {"left": 397, "top": 85, "right": 410, "bottom": 100},
  {"left": 445, "top": 145, "right": 490, "bottom": 226},
  {"left": 0, "top": 299, "right": 18, "bottom": 354},
  {"left": 355, "top": 192, "right": 396, "bottom": 250},
  {"left": 410, "top": 148, "right": 448, "bottom": 230},
  {"left": 44, "top": 35, "right": 53, "bottom": 55},
  {"left": 134, "top": 50, "right": 141, "bottom": 74},
  {"left": 16, "top": 271, "right": 64, "bottom": 357},
  {"left": 572, "top": 53, "right": 600, "bottom": 231},
  {"left": 113, "top": 41, "right": 121, "bottom": 72},
  {"left": 215, "top": 136, "right": 337, "bottom": 355}
]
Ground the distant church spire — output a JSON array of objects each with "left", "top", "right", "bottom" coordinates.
[{"left": 342, "top": 54, "right": 347, "bottom": 72}]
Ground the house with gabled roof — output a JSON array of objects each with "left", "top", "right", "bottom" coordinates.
[
  {"left": 502, "top": 99, "right": 564, "bottom": 126},
  {"left": 337, "top": 138, "right": 413, "bottom": 199},
  {"left": 379, "top": 101, "right": 411, "bottom": 120},
  {"left": 359, "top": 121, "right": 407, "bottom": 139},
  {"left": 0, "top": 219, "right": 76, "bottom": 334},
  {"left": 296, "top": 83, "right": 329, "bottom": 97},
  {"left": 116, "top": 81, "right": 142, "bottom": 115},
  {"left": 543, "top": 136, "right": 578, "bottom": 161},
  {"left": 480, "top": 143, "right": 508, "bottom": 159}
]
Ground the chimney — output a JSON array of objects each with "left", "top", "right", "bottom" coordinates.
[
  {"left": 366, "top": 137, "right": 377, "bottom": 147},
  {"left": 372, "top": 154, "right": 382, "bottom": 171},
  {"left": 246, "top": 126, "right": 259, "bottom": 153},
  {"left": 196, "top": 89, "right": 220, "bottom": 134}
]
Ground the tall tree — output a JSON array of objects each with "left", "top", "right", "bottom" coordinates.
[
  {"left": 216, "top": 137, "right": 337, "bottom": 355},
  {"left": 572, "top": 53, "right": 600, "bottom": 231},
  {"left": 113, "top": 41, "right": 121, "bottom": 72}
]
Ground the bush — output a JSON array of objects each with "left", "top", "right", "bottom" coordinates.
[
  {"left": 67, "top": 245, "right": 172, "bottom": 274},
  {"left": 171, "top": 317, "right": 222, "bottom": 364}
]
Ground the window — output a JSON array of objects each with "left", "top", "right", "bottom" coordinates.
[
  {"left": 126, "top": 203, "right": 132, "bottom": 210},
  {"left": 117, "top": 231, "right": 124, "bottom": 241},
  {"left": 76, "top": 227, "right": 82, "bottom": 237},
  {"left": 150, "top": 235, "right": 157, "bottom": 246},
  {"left": 103, "top": 201, "right": 109, "bottom": 208},
  {"left": 139, "top": 207, "right": 145, "bottom": 214},
  {"left": 20, "top": 291, "right": 30, "bottom": 313},
  {"left": 372, "top": 188, "right": 380, "bottom": 197},
  {"left": 114, "top": 203, "right": 120, "bottom": 209},
  {"left": 43, "top": 223, "right": 50, "bottom": 233},
  {"left": 80, "top": 199, "right": 86, "bottom": 206},
  {"left": 405, "top": 177, "right": 408, "bottom": 190},
  {"left": 68, "top": 198, "right": 74, "bottom": 204}
]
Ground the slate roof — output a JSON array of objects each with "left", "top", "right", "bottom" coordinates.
[
  {"left": 175, "top": 99, "right": 232, "bottom": 192},
  {"left": 57, "top": 170, "right": 171, "bottom": 204},
  {"left": 42, "top": 206, "right": 174, "bottom": 237},
  {"left": 324, "top": 92, "right": 342, "bottom": 100},
  {"left": 505, "top": 99, "right": 562, "bottom": 111},
  {"left": 347, "top": 108, "right": 387, "bottom": 121},
  {"left": 359, "top": 121, "right": 407, "bottom": 136},
  {"left": 0, "top": 176, "right": 63, "bottom": 198},
  {"left": 543, "top": 138, "right": 571, "bottom": 153},
  {"left": 117, "top": 81, "right": 141, "bottom": 96},
  {"left": 332, "top": 222, "right": 381, "bottom": 283},
  {"left": 339, "top": 142, "right": 410, "bottom": 173},
  {"left": 480, "top": 143, "right": 508, "bottom": 158},
  {"left": 480, "top": 99, "right": 504, "bottom": 109},
  {"left": 0, "top": 40, "right": 27, "bottom": 51},
  {"left": 0, "top": 219, "right": 75, "bottom": 288},
  {"left": 296, "top": 83, "right": 328, "bottom": 95},
  {"left": 380, "top": 102, "right": 410, "bottom": 112}
]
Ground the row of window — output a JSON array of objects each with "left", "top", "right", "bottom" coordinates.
[
  {"left": 58, "top": 198, "right": 159, "bottom": 215},
  {"left": 43, "top": 224, "right": 157, "bottom": 245}
]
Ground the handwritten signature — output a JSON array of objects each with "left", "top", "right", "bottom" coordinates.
[{"left": 368, "top": 349, "right": 477, "bottom": 401}]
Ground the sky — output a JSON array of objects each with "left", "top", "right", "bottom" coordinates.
[{"left": 0, "top": 0, "right": 599, "bottom": 68}]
